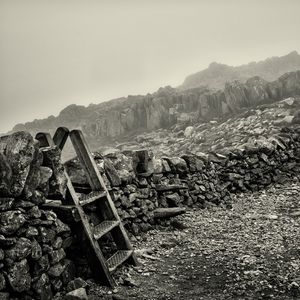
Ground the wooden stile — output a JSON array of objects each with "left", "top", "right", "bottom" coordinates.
[{"left": 35, "top": 127, "right": 137, "bottom": 287}]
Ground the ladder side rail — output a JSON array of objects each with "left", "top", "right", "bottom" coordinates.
[
  {"left": 65, "top": 175, "right": 115, "bottom": 286},
  {"left": 35, "top": 131, "right": 115, "bottom": 286},
  {"left": 53, "top": 127, "right": 69, "bottom": 150},
  {"left": 35, "top": 132, "right": 55, "bottom": 148},
  {"left": 69, "top": 130, "right": 138, "bottom": 257}
]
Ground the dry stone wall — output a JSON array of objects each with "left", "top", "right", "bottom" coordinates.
[
  {"left": 66, "top": 127, "right": 300, "bottom": 236},
  {"left": 0, "top": 132, "right": 78, "bottom": 300},
  {"left": 1, "top": 128, "right": 300, "bottom": 299}
]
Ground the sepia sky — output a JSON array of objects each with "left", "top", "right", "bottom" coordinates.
[{"left": 0, "top": 0, "right": 300, "bottom": 132}]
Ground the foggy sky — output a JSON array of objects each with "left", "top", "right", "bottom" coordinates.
[{"left": 0, "top": 0, "right": 300, "bottom": 132}]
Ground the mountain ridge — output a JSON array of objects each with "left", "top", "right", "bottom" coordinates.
[
  {"left": 181, "top": 51, "right": 300, "bottom": 90},
  {"left": 11, "top": 52, "right": 300, "bottom": 153}
]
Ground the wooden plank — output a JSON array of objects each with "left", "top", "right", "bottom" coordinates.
[
  {"left": 35, "top": 132, "right": 55, "bottom": 147},
  {"left": 36, "top": 131, "right": 116, "bottom": 286},
  {"left": 69, "top": 130, "right": 138, "bottom": 265},
  {"left": 53, "top": 127, "right": 69, "bottom": 150},
  {"left": 65, "top": 174, "right": 115, "bottom": 286}
]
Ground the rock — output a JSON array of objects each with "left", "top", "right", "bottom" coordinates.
[
  {"left": 0, "top": 154, "right": 12, "bottom": 198},
  {"left": 22, "top": 146, "right": 43, "bottom": 200},
  {"left": 181, "top": 155, "right": 205, "bottom": 172},
  {"left": 49, "top": 249, "right": 66, "bottom": 264},
  {"left": 104, "top": 159, "right": 121, "bottom": 186},
  {"left": 0, "top": 235, "right": 16, "bottom": 247},
  {"left": 7, "top": 259, "right": 31, "bottom": 292},
  {"left": 0, "top": 131, "right": 36, "bottom": 197},
  {"left": 5, "top": 237, "right": 32, "bottom": 261},
  {"left": 38, "top": 227, "right": 56, "bottom": 244},
  {"left": 32, "top": 273, "right": 53, "bottom": 300},
  {"left": 0, "top": 210, "right": 26, "bottom": 235},
  {"left": 64, "top": 158, "right": 88, "bottom": 186},
  {"left": 0, "top": 292, "right": 9, "bottom": 300},
  {"left": 33, "top": 255, "right": 50, "bottom": 275},
  {"left": 61, "top": 259, "right": 76, "bottom": 285},
  {"left": 152, "top": 158, "right": 171, "bottom": 173},
  {"left": 0, "top": 198, "right": 14, "bottom": 212},
  {"left": 184, "top": 126, "right": 194, "bottom": 137},
  {"left": 0, "top": 272, "right": 6, "bottom": 290},
  {"left": 65, "top": 287, "right": 88, "bottom": 300},
  {"left": 153, "top": 207, "right": 186, "bottom": 219},
  {"left": 123, "top": 277, "right": 140, "bottom": 287},
  {"left": 48, "top": 263, "right": 64, "bottom": 277},
  {"left": 42, "top": 146, "right": 67, "bottom": 200},
  {"left": 163, "top": 157, "right": 188, "bottom": 173},
  {"left": 31, "top": 239, "right": 42, "bottom": 260},
  {"left": 165, "top": 193, "right": 181, "bottom": 207},
  {"left": 37, "top": 166, "right": 53, "bottom": 195},
  {"left": 66, "top": 277, "right": 87, "bottom": 292}
]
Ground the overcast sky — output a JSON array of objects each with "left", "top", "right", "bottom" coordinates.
[{"left": 0, "top": 0, "right": 300, "bottom": 132}]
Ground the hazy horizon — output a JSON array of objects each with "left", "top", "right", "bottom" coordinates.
[{"left": 1, "top": 0, "right": 300, "bottom": 132}]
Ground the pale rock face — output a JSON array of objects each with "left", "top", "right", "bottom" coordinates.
[{"left": 11, "top": 71, "right": 300, "bottom": 147}]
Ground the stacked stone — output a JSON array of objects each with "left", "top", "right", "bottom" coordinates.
[
  {"left": 0, "top": 131, "right": 75, "bottom": 300},
  {"left": 218, "top": 128, "right": 300, "bottom": 193},
  {"left": 65, "top": 149, "right": 233, "bottom": 235},
  {"left": 64, "top": 127, "right": 300, "bottom": 237}
]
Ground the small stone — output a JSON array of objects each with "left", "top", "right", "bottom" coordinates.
[
  {"left": 0, "top": 272, "right": 6, "bottom": 290},
  {"left": 5, "top": 237, "right": 32, "bottom": 261},
  {"left": 0, "top": 292, "right": 9, "bottom": 300},
  {"left": 123, "top": 277, "right": 140, "bottom": 287},
  {"left": 49, "top": 248, "right": 66, "bottom": 264},
  {"left": 0, "top": 198, "right": 15, "bottom": 212},
  {"left": 48, "top": 263, "right": 64, "bottom": 277},
  {"left": 7, "top": 259, "right": 31, "bottom": 292},
  {"left": 65, "top": 287, "right": 88, "bottom": 300},
  {"left": 27, "top": 206, "right": 42, "bottom": 219},
  {"left": 26, "top": 226, "right": 39, "bottom": 238},
  {"left": 0, "top": 210, "right": 26, "bottom": 235},
  {"left": 32, "top": 273, "right": 52, "bottom": 300},
  {"left": 31, "top": 239, "right": 42, "bottom": 260},
  {"left": 33, "top": 255, "right": 50, "bottom": 275},
  {"left": 67, "top": 277, "right": 87, "bottom": 292}
]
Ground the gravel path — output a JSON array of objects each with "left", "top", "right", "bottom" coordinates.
[{"left": 89, "top": 183, "right": 300, "bottom": 300}]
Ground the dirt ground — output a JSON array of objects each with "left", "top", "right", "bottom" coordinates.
[{"left": 89, "top": 183, "right": 300, "bottom": 300}]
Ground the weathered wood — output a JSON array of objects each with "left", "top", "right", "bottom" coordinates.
[
  {"left": 53, "top": 127, "right": 69, "bottom": 150},
  {"left": 153, "top": 207, "right": 186, "bottom": 219},
  {"left": 35, "top": 132, "right": 55, "bottom": 148},
  {"left": 37, "top": 128, "right": 138, "bottom": 286},
  {"left": 65, "top": 174, "right": 115, "bottom": 286},
  {"left": 69, "top": 130, "right": 138, "bottom": 262},
  {"left": 42, "top": 201, "right": 81, "bottom": 223}
]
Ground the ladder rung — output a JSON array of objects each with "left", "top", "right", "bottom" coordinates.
[
  {"left": 93, "top": 220, "right": 120, "bottom": 240},
  {"left": 107, "top": 250, "right": 133, "bottom": 272},
  {"left": 79, "top": 190, "right": 107, "bottom": 206}
]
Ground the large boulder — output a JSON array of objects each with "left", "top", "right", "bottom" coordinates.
[
  {"left": 42, "top": 146, "right": 67, "bottom": 199},
  {"left": 0, "top": 132, "right": 36, "bottom": 197}
]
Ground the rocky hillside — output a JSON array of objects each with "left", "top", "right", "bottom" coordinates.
[
  {"left": 181, "top": 51, "right": 300, "bottom": 90},
  {"left": 117, "top": 96, "right": 300, "bottom": 157},
  {"left": 13, "top": 71, "right": 300, "bottom": 149}
]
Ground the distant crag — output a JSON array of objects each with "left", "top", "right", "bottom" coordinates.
[
  {"left": 13, "top": 71, "right": 300, "bottom": 147},
  {"left": 181, "top": 51, "right": 300, "bottom": 90}
]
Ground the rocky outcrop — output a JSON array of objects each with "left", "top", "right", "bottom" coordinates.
[
  {"left": 12, "top": 71, "right": 300, "bottom": 148},
  {"left": 182, "top": 51, "right": 300, "bottom": 90}
]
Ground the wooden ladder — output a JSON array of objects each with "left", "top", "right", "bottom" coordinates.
[{"left": 36, "top": 127, "right": 138, "bottom": 287}]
